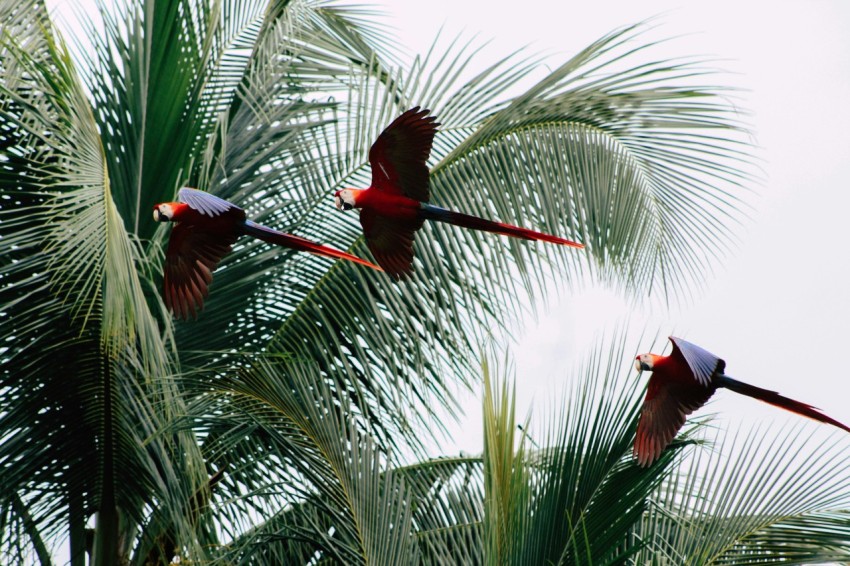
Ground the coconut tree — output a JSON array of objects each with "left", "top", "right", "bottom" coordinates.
[{"left": 0, "top": 0, "right": 762, "bottom": 562}]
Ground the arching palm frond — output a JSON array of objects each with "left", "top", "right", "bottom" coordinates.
[
  {"left": 397, "top": 456, "right": 485, "bottom": 565},
  {"left": 478, "top": 331, "right": 689, "bottom": 566},
  {"left": 430, "top": 23, "right": 755, "bottom": 304},
  {"left": 181, "top": 357, "right": 416, "bottom": 564},
  {"left": 637, "top": 423, "right": 850, "bottom": 564}
]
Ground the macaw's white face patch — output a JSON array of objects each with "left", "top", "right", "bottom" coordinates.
[
  {"left": 153, "top": 203, "right": 175, "bottom": 222},
  {"left": 335, "top": 189, "right": 356, "bottom": 211},
  {"left": 635, "top": 354, "right": 655, "bottom": 372}
]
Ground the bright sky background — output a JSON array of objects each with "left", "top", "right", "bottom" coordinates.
[{"left": 373, "top": 1, "right": 850, "bottom": 457}]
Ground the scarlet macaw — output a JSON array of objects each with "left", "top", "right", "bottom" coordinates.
[
  {"left": 333, "top": 107, "right": 584, "bottom": 279},
  {"left": 154, "top": 187, "right": 380, "bottom": 319},
  {"left": 633, "top": 336, "right": 850, "bottom": 466}
]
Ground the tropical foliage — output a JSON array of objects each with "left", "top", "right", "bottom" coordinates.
[
  {"left": 1, "top": 0, "right": 846, "bottom": 563},
  {"left": 173, "top": 336, "right": 850, "bottom": 564}
]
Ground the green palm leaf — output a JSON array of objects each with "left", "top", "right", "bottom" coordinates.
[
  {"left": 638, "top": 424, "right": 850, "bottom": 564},
  {"left": 182, "top": 357, "right": 416, "bottom": 564},
  {"left": 430, "top": 24, "right": 755, "bottom": 301},
  {"left": 478, "top": 331, "right": 689, "bottom": 566},
  {"left": 398, "top": 456, "right": 485, "bottom": 565}
]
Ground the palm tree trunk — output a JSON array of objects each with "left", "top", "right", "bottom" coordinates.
[
  {"left": 68, "top": 482, "right": 87, "bottom": 566},
  {"left": 91, "top": 355, "right": 120, "bottom": 566}
]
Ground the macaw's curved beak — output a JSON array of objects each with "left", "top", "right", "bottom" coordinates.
[
  {"left": 334, "top": 195, "right": 352, "bottom": 211},
  {"left": 634, "top": 359, "right": 646, "bottom": 373}
]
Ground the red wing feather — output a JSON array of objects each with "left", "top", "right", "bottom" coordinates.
[
  {"left": 163, "top": 223, "right": 238, "bottom": 319},
  {"left": 359, "top": 208, "right": 424, "bottom": 280},
  {"left": 368, "top": 107, "right": 439, "bottom": 201},
  {"left": 634, "top": 374, "right": 715, "bottom": 466}
]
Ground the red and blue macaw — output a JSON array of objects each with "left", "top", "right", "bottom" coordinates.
[
  {"left": 334, "top": 107, "right": 584, "bottom": 279},
  {"left": 633, "top": 336, "right": 850, "bottom": 466},
  {"left": 154, "top": 188, "right": 380, "bottom": 319}
]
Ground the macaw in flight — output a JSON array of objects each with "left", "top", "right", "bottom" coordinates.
[
  {"left": 154, "top": 187, "right": 381, "bottom": 319},
  {"left": 633, "top": 336, "right": 850, "bottom": 466},
  {"left": 333, "top": 107, "right": 584, "bottom": 279}
]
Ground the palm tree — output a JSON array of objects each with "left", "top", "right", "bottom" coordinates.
[{"left": 0, "top": 0, "right": 795, "bottom": 562}]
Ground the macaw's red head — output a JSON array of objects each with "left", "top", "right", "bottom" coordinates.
[
  {"left": 334, "top": 189, "right": 357, "bottom": 211},
  {"left": 635, "top": 353, "right": 662, "bottom": 373},
  {"left": 153, "top": 202, "right": 177, "bottom": 223}
]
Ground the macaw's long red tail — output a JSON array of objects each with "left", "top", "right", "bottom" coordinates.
[
  {"left": 243, "top": 221, "right": 382, "bottom": 271},
  {"left": 419, "top": 204, "right": 584, "bottom": 248},
  {"left": 719, "top": 375, "right": 850, "bottom": 433}
]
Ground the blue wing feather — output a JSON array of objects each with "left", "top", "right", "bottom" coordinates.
[
  {"left": 669, "top": 336, "right": 725, "bottom": 386},
  {"left": 178, "top": 187, "right": 240, "bottom": 217}
]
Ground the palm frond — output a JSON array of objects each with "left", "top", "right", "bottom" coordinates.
[
  {"left": 639, "top": 424, "right": 850, "bottom": 564},
  {"left": 431, "top": 22, "right": 755, "bottom": 302},
  {"left": 397, "top": 456, "right": 485, "bottom": 565},
  {"left": 481, "top": 358, "right": 528, "bottom": 565},
  {"left": 478, "top": 330, "right": 688, "bottom": 566},
  {"left": 180, "top": 357, "right": 416, "bottom": 564}
]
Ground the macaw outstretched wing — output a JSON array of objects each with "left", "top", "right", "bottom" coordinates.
[
  {"left": 179, "top": 187, "right": 242, "bottom": 217},
  {"left": 368, "top": 107, "right": 438, "bottom": 202}
]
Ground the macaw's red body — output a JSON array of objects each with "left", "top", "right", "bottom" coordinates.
[
  {"left": 334, "top": 107, "right": 584, "bottom": 279},
  {"left": 634, "top": 336, "right": 850, "bottom": 466},
  {"left": 154, "top": 188, "right": 380, "bottom": 319}
]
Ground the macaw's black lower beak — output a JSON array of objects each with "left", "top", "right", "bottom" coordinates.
[{"left": 334, "top": 196, "right": 353, "bottom": 211}]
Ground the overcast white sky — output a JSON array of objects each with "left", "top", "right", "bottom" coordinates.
[{"left": 374, "top": 1, "right": 850, "bottom": 456}]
